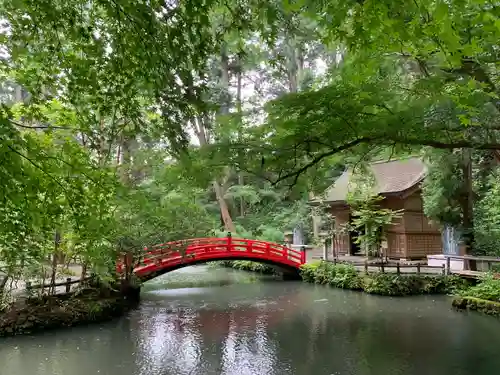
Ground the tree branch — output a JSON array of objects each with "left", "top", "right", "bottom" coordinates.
[
  {"left": 11, "top": 119, "right": 73, "bottom": 130},
  {"left": 271, "top": 136, "right": 500, "bottom": 185},
  {"left": 272, "top": 137, "right": 376, "bottom": 185}
]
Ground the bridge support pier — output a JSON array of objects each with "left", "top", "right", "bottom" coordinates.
[
  {"left": 280, "top": 270, "right": 302, "bottom": 281},
  {"left": 119, "top": 280, "right": 141, "bottom": 303}
]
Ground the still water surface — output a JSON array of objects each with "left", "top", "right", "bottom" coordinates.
[{"left": 1, "top": 266, "right": 499, "bottom": 375}]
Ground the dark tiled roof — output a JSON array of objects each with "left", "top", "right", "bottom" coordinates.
[{"left": 321, "top": 157, "right": 427, "bottom": 203}]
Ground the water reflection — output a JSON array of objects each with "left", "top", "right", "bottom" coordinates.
[
  {"left": 132, "top": 285, "right": 303, "bottom": 375},
  {"left": 1, "top": 267, "right": 500, "bottom": 375}
]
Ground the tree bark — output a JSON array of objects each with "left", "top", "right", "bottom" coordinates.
[
  {"left": 235, "top": 54, "right": 245, "bottom": 217},
  {"left": 0, "top": 274, "right": 8, "bottom": 298},
  {"left": 193, "top": 115, "right": 236, "bottom": 232},
  {"left": 191, "top": 47, "right": 236, "bottom": 233},
  {"left": 49, "top": 230, "right": 61, "bottom": 295},
  {"left": 285, "top": 33, "right": 308, "bottom": 243},
  {"left": 461, "top": 148, "right": 476, "bottom": 269}
]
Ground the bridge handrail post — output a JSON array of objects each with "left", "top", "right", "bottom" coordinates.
[
  {"left": 300, "top": 246, "right": 306, "bottom": 264},
  {"left": 227, "top": 231, "right": 232, "bottom": 251}
]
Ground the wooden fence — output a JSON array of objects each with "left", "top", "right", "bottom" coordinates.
[
  {"left": 312, "top": 256, "right": 446, "bottom": 275},
  {"left": 332, "top": 259, "right": 446, "bottom": 275},
  {"left": 442, "top": 255, "right": 500, "bottom": 278},
  {"left": 313, "top": 254, "right": 500, "bottom": 279},
  {"left": 26, "top": 277, "right": 91, "bottom": 295}
]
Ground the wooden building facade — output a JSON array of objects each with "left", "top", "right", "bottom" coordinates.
[{"left": 315, "top": 158, "right": 442, "bottom": 260}]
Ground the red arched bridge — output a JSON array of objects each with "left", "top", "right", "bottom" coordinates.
[{"left": 117, "top": 236, "right": 306, "bottom": 282}]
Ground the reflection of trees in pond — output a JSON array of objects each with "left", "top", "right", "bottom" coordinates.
[
  {"left": 0, "top": 319, "right": 139, "bottom": 375},
  {"left": 352, "top": 312, "right": 500, "bottom": 375},
  {"left": 130, "top": 292, "right": 304, "bottom": 374},
  {"left": 271, "top": 302, "right": 500, "bottom": 375},
  {"left": 131, "top": 309, "right": 204, "bottom": 374}
]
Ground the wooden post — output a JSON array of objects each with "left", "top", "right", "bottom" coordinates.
[
  {"left": 364, "top": 260, "right": 368, "bottom": 274},
  {"left": 380, "top": 262, "right": 385, "bottom": 273},
  {"left": 441, "top": 264, "right": 445, "bottom": 275},
  {"left": 65, "top": 278, "right": 71, "bottom": 293},
  {"left": 396, "top": 262, "right": 400, "bottom": 275},
  {"left": 417, "top": 263, "right": 421, "bottom": 274},
  {"left": 446, "top": 257, "right": 451, "bottom": 275}
]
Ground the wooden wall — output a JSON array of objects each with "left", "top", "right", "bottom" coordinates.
[
  {"left": 328, "top": 189, "right": 442, "bottom": 260},
  {"left": 401, "top": 190, "right": 441, "bottom": 259},
  {"left": 331, "top": 206, "right": 350, "bottom": 256}
]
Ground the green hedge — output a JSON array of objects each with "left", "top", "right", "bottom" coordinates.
[{"left": 300, "top": 261, "right": 468, "bottom": 296}]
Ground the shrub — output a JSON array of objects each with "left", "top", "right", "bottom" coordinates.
[
  {"left": 229, "top": 260, "right": 275, "bottom": 274},
  {"left": 459, "top": 274, "right": 500, "bottom": 302},
  {"left": 313, "top": 262, "right": 337, "bottom": 284},
  {"left": 363, "top": 274, "right": 415, "bottom": 296},
  {"left": 300, "top": 261, "right": 468, "bottom": 296},
  {"left": 301, "top": 262, "right": 362, "bottom": 290},
  {"left": 330, "top": 264, "right": 362, "bottom": 290},
  {"left": 299, "top": 262, "right": 320, "bottom": 283}
]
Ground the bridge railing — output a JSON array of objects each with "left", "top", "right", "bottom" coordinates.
[
  {"left": 142, "top": 237, "right": 304, "bottom": 262},
  {"left": 117, "top": 236, "right": 306, "bottom": 274}
]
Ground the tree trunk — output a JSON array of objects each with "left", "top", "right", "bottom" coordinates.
[
  {"left": 190, "top": 44, "right": 236, "bottom": 233},
  {"left": 0, "top": 274, "right": 8, "bottom": 300},
  {"left": 50, "top": 230, "right": 61, "bottom": 295},
  {"left": 194, "top": 121, "right": 235, "bottom": 232},
  {"left": 80, "top": 262, "right": 88, "bottom": 281},
  {"left": 236, "top": 55, "right": 245, "bottom": 217},
  {"left": 284, "top": 36, "right": 304, "bottom": 93},
  {"left": 238, "top": 173, "right": 245, "bottom": 217},
  {"left": 461, "top": 148, "right": 476, "bottom": 269},
  {"left": 214, "top": 180, "right": 236, "bottom": 232},
  {"left": 121, "top": 135, "right": 138, "bottom": 186},
  {"left": 285, "top": 34, "right": 306, "bottom": 243}
]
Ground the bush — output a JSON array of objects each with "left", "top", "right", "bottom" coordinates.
[
  {"left": 300, "top": 262, "right": 362, "bottom": 290},
  {"left": 363, "top": 274, "right": 415, "bottom": 296},
  {"left": 299, "top": 262, "right": 320, "bottom": 283},
  {"left": 330, "top": 264, "right": 363, "bottom": 290},
  {"left": 300, "top": 261, "right": 468, "bottom": 296},
  {"left": 225, "top": 260, "right": 276, "bottom": 274},
  {"left": 458, "top": 274, "right": 500, "bottom": 302}
]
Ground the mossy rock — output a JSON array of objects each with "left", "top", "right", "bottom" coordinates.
[
  {"left": 0, "top": 289, "right": 138, "bottom": 337},
  {"left": 452, "top": 296, "right": 500, "bottom": 317}
]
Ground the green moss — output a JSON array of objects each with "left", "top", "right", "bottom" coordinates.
[
  {"left": 452, "top": 296, "right": 500, "bottom": 317},
  {"left": 300, "top": 261, "right": 467, "bottom": 296}
]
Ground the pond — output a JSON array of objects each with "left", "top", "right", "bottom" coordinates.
[{"left": 1, "top": 265, "right": 499, "bottom": 375}]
